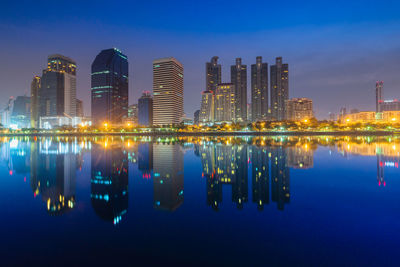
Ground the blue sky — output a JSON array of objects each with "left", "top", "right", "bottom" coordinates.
[{"left": 0, "top": 0, "right": 399, "bottom": 118}]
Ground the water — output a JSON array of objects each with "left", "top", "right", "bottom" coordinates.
[{"left": 1, "top": 136, "right": 399, "bottom": 266}]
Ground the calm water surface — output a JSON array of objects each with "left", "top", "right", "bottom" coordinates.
[{"left": 1, "top": 136, "right": 399, "bottom": 266}]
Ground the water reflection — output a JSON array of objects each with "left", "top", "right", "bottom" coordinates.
[
  {"left": 29, "top": 140, "right": 80, "bottom": 215},
  {"left": 91, "top": 142, "right": 129, "bottom": 225},
  {"left": 1, "top": 136, "right": 399, "bottom": 224}
]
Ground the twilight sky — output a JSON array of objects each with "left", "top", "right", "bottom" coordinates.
[{"left": 0, "top": 0, "right": 399, "bottom": 119}]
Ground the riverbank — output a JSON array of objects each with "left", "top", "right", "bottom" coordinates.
[{"left": 0, "top": 130, "right": 399, "bottom": 137}]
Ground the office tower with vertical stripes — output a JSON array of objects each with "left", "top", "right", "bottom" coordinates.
[
  {"left": 231, "top": 58, "right": 247, "bottom": 122},
  {"left": 270, "top": 57, "right": 289, "bottom": 121},
  {"left": 153, "top": 57, "right": 184, "bottom": 125},
  {"left": 251, "top": 56, "right": 268, "bottom": 121}
]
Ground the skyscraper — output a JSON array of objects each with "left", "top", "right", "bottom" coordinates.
[
  {"left": 40, "top": 54, "right": 77, "bottom": 118},
  {"left": 153, "top": 57, "right": 184, "bottom": 125},
  {"left": 251, "top": 56, "right": 268, "bottom": 121},
  {"left": 231, "top": 58, "right": 247, "bottom": 122},
  {"left": 30, "top": 76, "right": 40, "bottom": 128},
  {"left": 215, "top": 83, "right": 235, "bottom": 122},
  {"left": 91, "top": 48, "right": 128, "bottom": 126},
  {"left": 194, "top": 110, "right": 200, "bottom": 125},
  {"left": 138, "top": 91, "right": 153, "bottom": 126},
  {"left": 206, "top": 56, "right": 221, "bottom": 93},
  {"left": 376, "top": 81, "right": 384, "bottom": 113},
  {"left": 270, "top": 57, "right": 289, "bottom": 120},
  {"left": 199, "top": 90, "right": 214, "bottom": 124}
]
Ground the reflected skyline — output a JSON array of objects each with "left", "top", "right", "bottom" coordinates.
[{"left": 1, "top": 135, "right": 399, "bottom": 223}]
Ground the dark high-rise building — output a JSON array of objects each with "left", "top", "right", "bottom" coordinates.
[
  {"left": 206, "top": 56, "right": 221, "bottom": 93},
  {"left": 251, "top": 56, "right": 268, "bottom": 121},
  {"left": 76, "top": 99, "right": 84, "bottom": 117},
  {"left": 30, "top": 76, "right": 40, "bottom": 128},
  {"left": 231, "top": 58, "right": 247, "bottom": 122},
  {"left": 251, "top": 147, "right": 269, "bottom": 211},
  {"left": 270, "top": 57, "right": 289, "bottom": 120},
  {"left": 91, "top": 48, "right": 128, "bottom": 125},
  {"left": 271, "top": 147, "right": 290, "bottom": 210},
  {"left": 376, "top": 81, "right": 384, "bottom": 113},
  {"left": 91, "top": 143, "right": 128, "bottom": 225},
  {"left": 193, "top": 109, "right": 200, "bottom": 125},
  {"left": 153, "top": 143, "right": 184, "bottom": 211},
  {"left": 40, "top": 54, "right": 77, "bottom": 118},
  {"left": 138, "top": 91, "right": 153, "bottom": 126}
]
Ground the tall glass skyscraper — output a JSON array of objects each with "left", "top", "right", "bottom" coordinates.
[
  {"left": 270, "top": 57, "right": 289, "bottom": 121},
  {"left": 91, "top": 48, "right": 129, "bottom": 125},
  {"left": 251, "top": 56, "right": 268, "bottom": 121},
  {"left": 231, "top": 58, "right": 247, "bottom": 122}
]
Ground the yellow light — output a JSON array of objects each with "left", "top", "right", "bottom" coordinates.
[
  {"left": 304, "top": 119, "right": 308, "bottom": 123},
  {"left": 391, "top": 118, "right": 396, "bottom": 121},
  {"left": 104, "top": 122, "right": 108, "bottom": 128},
  {"left": 346, "top": 119, "right": 350, "bottom": 122}
]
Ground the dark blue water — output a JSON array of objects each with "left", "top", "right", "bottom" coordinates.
[{"left": 0, "top": 136, "right": 399, "bottom": 266}]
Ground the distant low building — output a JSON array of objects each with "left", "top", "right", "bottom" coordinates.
[
  {"left": 138, "top": 91, "right": 153, "bottom": 126},
  {"left": 286, "top": 98, "right": 313, "bottom": 121},
  {"left": 343, "top": 111, "right": 376, "bottom": 123},
  {"left": 128, "top": 104, "right": 138, "bottom": 124},
  {"left": 11, "top": 96, "right": 31, "bottom": 129},
  {"left": 40, "top": 116, "right": 90, "bottom": 129}
]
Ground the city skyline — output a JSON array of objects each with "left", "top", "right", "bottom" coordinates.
[{"left": 1, "top": 1, "right": 399, "bottom": 119}]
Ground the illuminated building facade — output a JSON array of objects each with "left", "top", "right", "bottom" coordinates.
[
  {"left": 91, "top": 48, "right": 128, "bottom": 126},
  {"left": 153, "top": 57, "right": 184, "bottom": 125},
  {"left": 286, "top": 98, "right": 313, "bottom": 121},
  {"left": 91, "top": 143, "right": 128, "bottom": 225},
  {"left": 251, "top": 56, "right": 268, "bottom": 121},
  {"left": 231, "top": 58, "right": 247, "bottom": 122},
  {"left": 270, "top": 57, "right": 289, "bottom": 121},
  {"left": 153, "top": 144, "right": 184, "bottom": 211},
  {"left": 40, "top": 54, "right": 77, "bottom": 119},
  {"left": 206, "top": 56, "right": 221, "bottom": 93},
  {"left": 138, "top": 91, "right": 153, "bottom": 126},
  {"left": 215, "top": 83, "right": 235, "bottom": 123},
  {"left": 30, "top": 76, "right": 41, "bottom": 128},
  {"left": 380, "top": 100, "right": 400, "bottom": 112},
  {"left": 199, "top": 90, "right": 214, "bottom": 124}
]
